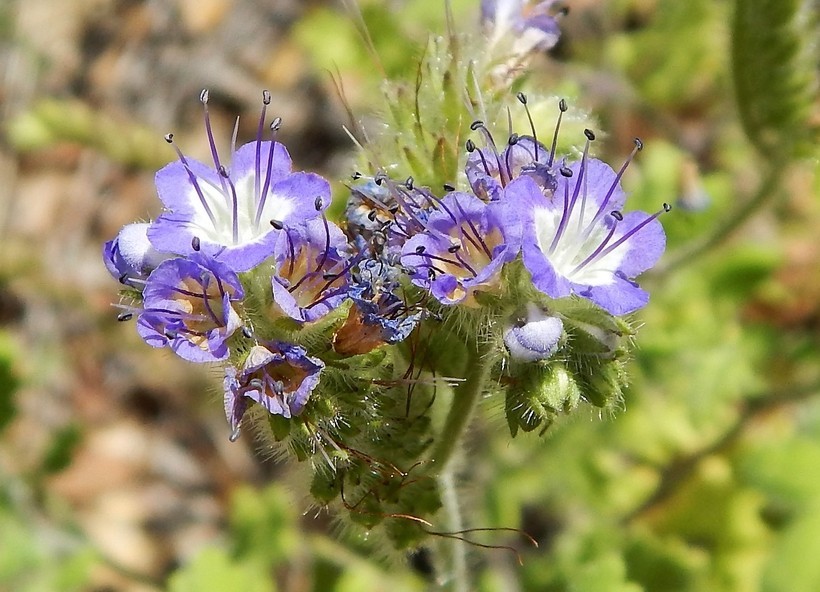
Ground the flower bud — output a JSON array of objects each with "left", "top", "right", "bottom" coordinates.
[
  {"left": 505, "top": 362, "right": 581, "bottom": 437},
  {"left": 503, "top": 312, "right": 564, "bottom": 362}
]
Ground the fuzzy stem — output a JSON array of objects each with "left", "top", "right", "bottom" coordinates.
[
  {"left": 436, "top": 469, "right": 469, "bottom": 592},
  {"left": 428, "top": 338, "right": 493, "bottom": 470},
  {"left": 652, "top": 162, "right": 785, "bottom": 277},
  {"left": 428, "top": 339, "right": 494, "bottom": 591}
]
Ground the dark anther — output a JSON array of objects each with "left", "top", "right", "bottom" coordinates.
[
  {"left": 559, "top": 98, "right": 568, "bottom": 112},
  {"left": 663, "top": 202, "right": 672, "bottom": 212},
  {"left": 262, "top": 90, "right": 271, "bottom": 105},
  {"left": 351, "top": 171, "right": 362, "bottom": 180},
  {"left": 465, "top": 139, "right": 476, "bottom": 152},
  {"left": 388, "top": 204, "right": 400, "bottom": 214},
  {"left": 405, "top": 176, "right": 414, "bottom": 190},
  {"left": 270, "top": 117, "right": 282, "bottom": 131},
  {"left": 164, "top": 133, "right": 174, "bottom": 143},
  {"left": 611, "top": 211, "right": 624, "bottom": 221},
  {"left": 322, "top": 272, "right": 336, "bottom": 280},
  {"left": 367, "top": 210, "right": 378, "bottom": 221},
  {"left": 584, "top": 129, "right": 595, "bottom": 141},
  {"left": 270, "top": 219, "right": 284, "bottom": 230},
  {"left": 517, "top": 91, "right": 527, "bottom": 105},
  {"left": 242, "top": 326, "right": 253, "bottom": 338},
  {"left": 634, "top": 138, "right": 644, "bottom": 151},
  {"left": 427, "top": 268, "right": 437, "bottom": 280},
  {"left": 117, "top": 312, "right": 133, "bottom": 322},
  {"left": 559, "top": 6, "right": 570, "bottom": 16},
  {"left": 470, "top": 120, "right": 484, "bottom": 131},
  {"left": 403, "top": 266, "right": 417, "bottom": 275},
  {"left": 218, "top": 165, "right": 229, "bottom": 177},
  {"left": 200, "top": 89, "right": 209, "bottom": 103},
  {"left": 508, "top": 133, "right": 519, "bottom": 145},
  {"left": 314, "top": 197, "right": 323, "bottom": 210},
  {"left": 443, "top": 183, "right": 455, "bottom": 192},
  {"left": 164, "top": 329, "right": 178, "bottom": 339},
  {"left": 560, "top": 166, "right": 573, "bottom": 177},
  {"left": 447, "top": 244, "right": 461, "bottom": 253},
  {"left": 191, "top": 236, "right": 201, "bottom": 251},
  {"left": 118, "top": 273, "right": 129, "bottom": 284},
  {"left": 375, "top": 176, "right": 384, "bottom": 186},
  {"left": 415, "top": 245, "right": 426, "bottom": 254}
]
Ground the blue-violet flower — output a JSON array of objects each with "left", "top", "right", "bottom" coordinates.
[
  {"left": 148, "top": 90, "right": 330, "bottom": 273},
  {"left": 136, "top": 253, "right": 244, "bottom": 363},
  {"left": 223, "top": 341, "right": 324, "bottom": 434}
]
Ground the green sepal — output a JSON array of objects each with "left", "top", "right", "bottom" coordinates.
[
  {"left": 268, "top": 414, "right": 292, "bottom": 442},
  {"left": 505, "top": 362, "right": 582, "bottom": 437},
  {"left": 310, "top": 466, "right": 342, "bottom": 505}
]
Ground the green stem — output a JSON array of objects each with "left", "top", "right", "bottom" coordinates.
[
  {"left": 652, "top": 162, "right": 785, "bottom": 277},
  {"left": 427, "top": 338, "right": 494, "bottom": 591},
  {"left": 436, "top": 469, "right": 469, "bottom": 592},
  {"left": 428, "top": 338, "right": 494, "bottom": 471}
]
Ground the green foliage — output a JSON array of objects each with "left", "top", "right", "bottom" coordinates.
[
  {"left": 167, "top": 546, "right": 276, "bottom": 592},
  {"left": 6, "top": 99, "right": 169, "bottom": 169},
  {"left": 39, "top": 423, "right": 82, "bottom": 475},
  {"left": 732, "top": 0, "right": 818, "bottom": 157},
  {"left": 0, "top": 331, "right": 18, "bottom": 435}
]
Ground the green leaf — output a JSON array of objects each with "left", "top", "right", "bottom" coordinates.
[
  {"left": 167, "top": 547, "right": 275, "bottom": 592},
  {"left": 732, "top": 0, "right": 817, "bottom": 157}
]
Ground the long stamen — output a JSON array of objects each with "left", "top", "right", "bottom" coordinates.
[
  {"left": 314, "top": 202, "right": 332, "bottom": 273},
  {"left": 255, "top": 117, "right": 282, "bottom": 227},
  {"left": 218, "top": 166, "right": 240, "bottom": 244},
  {"left": 407, "top": 246, "right": 475, "bottom": 278},
  {"left": 164, "top": 133, "right": 217, "bottom": 226},
  {"left": 199, "top": 284, "right": 222, "bottom": 326},
  {"left": 548, "top": 167, "right": 574, "bottom": 253},
  {"left": 448, "top": 243, "right": 478, "bottom": 276},
  {"left": 584, "top": 138, "right": 643, "bottom": 237},
  {"left": 548, "top": 98, "right": 568, "bottom": 167},
  {"left": 505, "top": 133, "right": 519, "bottom": 181},
  {"left": 467, "top": 139, "right": 492, "bottom": 177},
  {"left": 255, "top": 90, "right": 271, "bottom": 211},
  {"left": 418, "top": 190, "right": 484, "bottom": 255},
  {"left": 200, "top": 89, "right": 227, "bottom": 195},
  {"left": 471, "top": 120, "right": 508, "bottom": 186},
  {"left": 576, "top": 129, "right": 595, "bottom": 231},
  {"left": 585, "top": 204, "right": 672, "bottom": 267},
  {"left": 451, "top": 197, "right": 493, "bottom": 259},
  {"left": 517, "top": 92, "right": 540, "bottom": 162}
]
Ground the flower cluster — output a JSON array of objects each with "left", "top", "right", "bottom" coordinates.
[{"left": 105, "top": 7, "right": 668, "bottom": 550}]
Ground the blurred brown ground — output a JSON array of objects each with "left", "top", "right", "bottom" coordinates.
[{"left": 0, "top": 1, "right": 349, "bottom": 589}]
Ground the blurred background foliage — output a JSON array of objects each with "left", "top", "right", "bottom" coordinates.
[{"left": 0, "top": 0, "right": 818, "bottom": 590}]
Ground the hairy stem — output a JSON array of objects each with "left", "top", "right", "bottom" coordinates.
[
  {"left": 435, "top": 469, "right": 469, "bottom": 592},
  {"left": 428, "top": 338, "right": 494, "bottom": 591},
  {"left": 428, "top": 338, "right": 494, "bottom": 470}
]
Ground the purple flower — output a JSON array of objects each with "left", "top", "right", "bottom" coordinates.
[
  {"left": 508, "top": 144, "right": 668, "bottom": 315},
  {"left": 333, "top": 282, "right": 421, "bottom": 356},
  {"left": 148, "top": 90, "right": 330, "bottom": 273},
  {"left": 503, "top": 308, "right": 564, "bottom": 362},
  {"left": 103, "top": 222, "right": 168, "bottom": 286},
  {"left": 136, "top": 253, "right": 244, "bottom": 362},
  {"left": 271, "top": 217, "right": 351, "bottom": 323},
  {"left": 482, "top": 0, "right": 563, "bottom": 55},
  {"left": 223, "top": 341, "right": 323, "bottom": 434},
  {"left": 466, "top": 132, "right": 556, "bottom": 201},
  {"left": 401, "top": 192, "right": 521, "bottom": 305}
]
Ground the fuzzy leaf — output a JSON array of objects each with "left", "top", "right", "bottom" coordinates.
[{"left": 732, "top": 0, "right": 817, "bottom": 157}]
